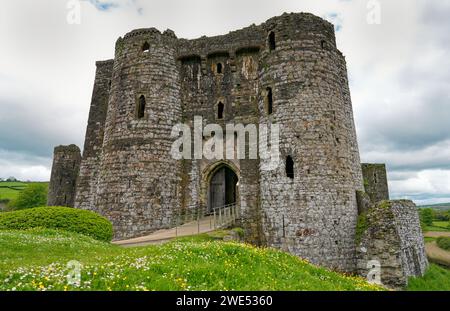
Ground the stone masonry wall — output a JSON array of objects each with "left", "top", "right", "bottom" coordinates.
[
  {"left": 94, "top": 29, "right": 183, "bottom": 239},
  {"left": 362, "top": 163, "right": 389, "bottom": 203},
  {"left": 257, "top": 13, "right": 363, "bottom": 272},
  {"left": 47, "top": 145, "right": 81, "bottom": 207},
  {"left": 177, "top": 24, "right": 264, "bottom": 244},
  {"left": 75, "top": 60, "right": 113, "bottom": 212},
  {"left": 356, "top": 200, "right": 428, "bottom": 288}
]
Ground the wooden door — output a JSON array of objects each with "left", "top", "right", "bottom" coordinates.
[{"left": 209, "top": 168, "right": 226, "bottom": 211}]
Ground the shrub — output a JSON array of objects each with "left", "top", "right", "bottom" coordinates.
[
  {"left": 436, "top": 237, "right": 450, "bottom": 251},
  {"left": 419, "top": 208, "right": 434, "bottom": 227},
  {"left": 8, "top": 183, "right": 47, "bottom": 210},
  {"left": 0, "top": 206, "right": 113, "bottom": 241}
]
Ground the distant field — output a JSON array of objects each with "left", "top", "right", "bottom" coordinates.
[
  {"left": 0, "top": 182, "right": 48, "bottom": 202},
  {"left": 419, "top": 203, "right": 450, "bottom": 211},
  {"left": 425, "top": 221, "right": 450, "bottom": 232}
]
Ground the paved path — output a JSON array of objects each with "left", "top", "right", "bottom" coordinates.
[
  {"left": 424, "top": 231, "right": 450, "bottom": 238},
  {"left": 425, "top": 241, "right": 450, "bottom": 267},
  {"left": 113, "top": 216, "right": 217, "bottom": 247}
]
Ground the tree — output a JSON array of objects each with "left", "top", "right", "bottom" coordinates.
[
  {"left": 6, "top": 177, "right": 17, "bottom": 182},
  {"left": 419, "top": 208, "right": 434, "bottom": 227},
  {"left": 434, "top": 210, "right": 450, "bottom": 221},
  {"left": 8, "top": 183, "right": 48, "bottom": 210}
]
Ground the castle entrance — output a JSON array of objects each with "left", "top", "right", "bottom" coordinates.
[{"left": 208, "top": 166, "right": 238, "bottom": 212}]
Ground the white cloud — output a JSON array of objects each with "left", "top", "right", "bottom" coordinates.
[{"left": 0, "top": 150, "right": 51, "bottom": 182}]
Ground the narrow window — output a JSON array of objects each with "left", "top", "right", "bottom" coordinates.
[
  {"left": 142, "top": 42, "right": 150, "bottom": 53},
  {"left": 268, "top": 31, "right": 276, "bottom": 51},
  {"left": 286, "top": 156, "right": 294, "bottom": 179},
  {"left": 137, "top": 95, "right": 146, "bottom": 119},
  {"left": 266, "top": 87, "right": 273, "bottom": 115},
  {"left": 216, "top": 63, "right": 223, "bottom": 74},
  {"left": 321, "top": 40, "right": 327, "bottom": 49},
  {"left": 217, "top": 102, "right": 224, "bottom": 119}
]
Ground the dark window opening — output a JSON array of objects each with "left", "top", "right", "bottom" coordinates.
[
  {"left": 321, "top": 40, "right": 327, "bottom": 49},
  {"left": 216, "top": 63, "right": 223, "bottom": 74},
  {"left": 137, "top": 95, "right": 146, "bottom": 119},
  {"left": 286, "top": 156, "right": 294, "bottom": 179},
  {"left": 266, "top": 87, "right": 273, "bottom": 115},
  {"left": 217, "top": 102, "right": 224, "bottom": 119},
  {"left": 268, "top": 31, "right": 276, "bottom": 51},
  {"left": 142, "top": 42, "right": 150, "bottom": 53},
  {"left": 374, "top": 172, "right": 378, "bottom": 184}
]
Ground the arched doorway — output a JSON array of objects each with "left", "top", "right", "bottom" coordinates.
[{"left": 208, "top": 165, "right": 238, "bottom": 212}]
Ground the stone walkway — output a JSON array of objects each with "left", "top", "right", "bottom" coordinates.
[{"left": 113, "top": 216, "right": 217, "bottom": 247}]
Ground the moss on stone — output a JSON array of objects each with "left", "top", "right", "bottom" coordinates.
[
  {"left": 355, "top": 212, "right": 368, "bottom": 245},
  {"left": 363, "top": 178, "right": 369, "bottom": 189},
  {"left": 379, "top": 200, "right": 391, "bottom": 210}
]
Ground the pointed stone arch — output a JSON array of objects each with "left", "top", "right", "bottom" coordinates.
[{"left": 200, "top": 160, "right": 240, "bottom": 212}]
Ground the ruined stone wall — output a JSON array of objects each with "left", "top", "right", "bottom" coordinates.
[
  {"left": 362, "top": 163, "right": 389, "bottom": 203},
  {"left": 48, "top": 145, "right": 81, "bottom": 207},
  {"left": 75, "top": 60, "right": 113, "bottom": 212},
  {"left": 94, "top": 29, "right": 183, "bottom": 239},
  {"left": 257, "top": 13, "right": 363, "bottom": 272},
  {"left": 356, "top": 200, "right": 428, "bottom": 288}
]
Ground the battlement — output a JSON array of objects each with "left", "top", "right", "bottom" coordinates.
[
  {"left": 113, "top": 12, "right": 338, "bottom": 63},
  {"left": 53, "top": 144, "right": 80, "bottom": 154}
]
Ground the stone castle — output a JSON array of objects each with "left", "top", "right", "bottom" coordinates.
[{"left": 47, "top": 13, "right": 427, "bottom": 288}]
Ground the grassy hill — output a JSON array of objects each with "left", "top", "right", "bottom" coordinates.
[{"left": 0, "top": 229, "right": 384, "bottom": 291}]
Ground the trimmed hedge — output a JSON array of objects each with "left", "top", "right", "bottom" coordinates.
[
  {"left": 0, "top": 206, "right": 113, "bottom": 241},
  {"left": 437, "top": 237, "right": 450, "bottom": 251}
]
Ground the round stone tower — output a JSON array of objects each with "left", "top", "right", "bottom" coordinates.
[
  {"left": 95, "top": 28, "right": 183, "bottom": 239},
  {"left": 47, "top": 144, "right": 81, "bottom": 207},
  {"left": 257, "top": 13, "right": 363, "bottom": 272}
]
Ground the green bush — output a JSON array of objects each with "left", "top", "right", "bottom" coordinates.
[
  {"left": 8, "top": 183, "right": 47, "bottom": 210},
  {"left": 0, "top": 206, "right": 113, "bottom": 241},
  {"left": 419, "top": 208, "right": 434, "bottom": 227},
  {"left": 436, "top": 237, "right": 450, "bottom": 251}
]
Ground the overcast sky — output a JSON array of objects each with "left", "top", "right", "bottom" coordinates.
[{"left": 0, "top": 0, "right": 449, "bottom": 205}]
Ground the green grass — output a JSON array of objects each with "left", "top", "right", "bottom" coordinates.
[
  {"left": 0, "top": 229, "right": 383, "bottom": 291},
  {"left": 407, "top": 264, "right": 450, "bottom": 291},
  {"left": 436, "top": 237, "right": 450, "bottom": 251},
  {"left": 0, "top": 182, "right": 48, "bottom": 202},
  {"left": 434, "top": 221, "right": 450, "bottom": 228},
  {"left": 424, "top": 221, "right": 450, "bottom": 232}
]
